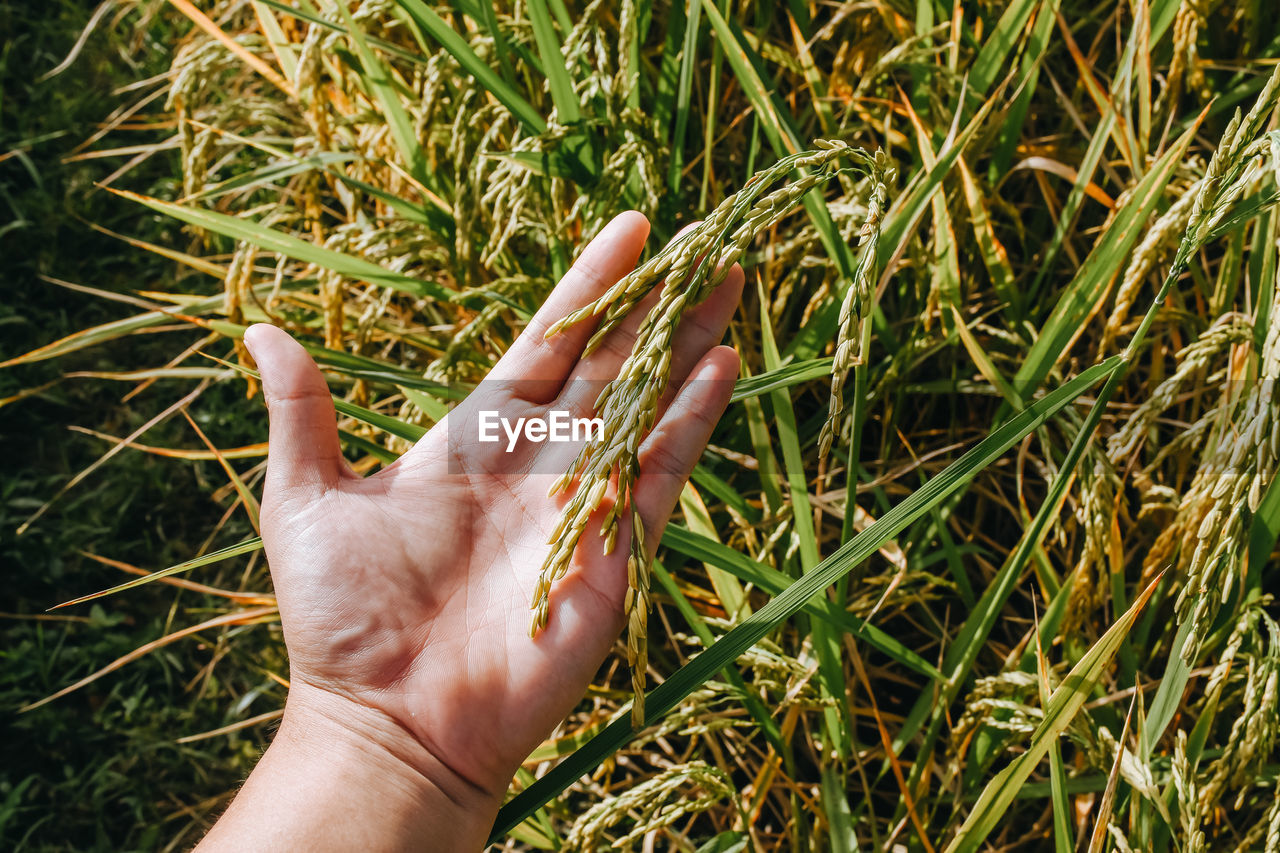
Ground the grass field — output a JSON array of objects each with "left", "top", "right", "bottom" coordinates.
[
  {"left": 0, "top": 2, "right": 279, "bottom": 849},
  {"left": 7, "top": 0, "right": 1280, "bottom": 849}
]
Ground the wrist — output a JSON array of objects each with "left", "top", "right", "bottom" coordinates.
[{"left": 198, "top": 683, "right": 499, "bottom": 851}]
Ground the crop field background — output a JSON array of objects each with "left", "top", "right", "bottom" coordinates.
[{"left": 5, "top": 0, "right": 1280, "bottom": 849}]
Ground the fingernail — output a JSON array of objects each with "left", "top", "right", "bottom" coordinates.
[{"left": 241, "top": 324, "right": 263, "bottom": 358}]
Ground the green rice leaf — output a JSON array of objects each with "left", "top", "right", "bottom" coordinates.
[
  {"left": 53, "top": 537, "right": 266, "bottom": 609},
  {"left": 336, "top": 3, "right": 430, "bottom": 188},
  {"left": 394, "top": 0, "right": 547, "bottom": 133},
  {"left": 113, "top": 188, "right": 457, "bottom": 302},
  {"left": 944, "top": 571, "right": 1164, "bottom": 853}
]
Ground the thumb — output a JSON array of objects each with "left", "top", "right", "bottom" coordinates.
[{"left": 243, "top": 324, "right": 347, "bottom": 494}]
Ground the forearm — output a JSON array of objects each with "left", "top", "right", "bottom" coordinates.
[{"left": 196, "top": 687, "right": 499, "bottom": 852}]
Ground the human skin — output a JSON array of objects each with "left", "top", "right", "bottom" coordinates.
[{"left": 195, "top": 211, "right": 745, "bottom": 851}]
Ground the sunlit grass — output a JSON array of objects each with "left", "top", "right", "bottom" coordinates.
[{"left": 11, "top": 0, "right": 1280, "bottom": 848}]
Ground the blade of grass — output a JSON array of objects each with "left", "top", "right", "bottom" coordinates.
[
  {"left": 988, "top": 0, "right": 1063, "bottom": 179},
  {"left": 183, "top": 152, "right": 359, "bottom": 202},
  {"left": 399, "top": 385, "right": 449, "bottom": 424},
  {"left": 950, "top": 305, "right": 1021, "bottom": 407},
  {"left": 1086, "top": 695, "right": 1136, "bottom": 853},
  {"left": 944, "top": 572, "right": 1164, "bottom": 853},
  {"left": 250, "top": 1, "right": 298, "bottom": 81},
  {"left": 661, "top": 525, "right": 940, "bottom": 680},
  {"left": 51, "top": 537, "right": 266, "bottom": 610},
  {"left": 180, "top": 410, "right": 260, "bottom": 534},
  {"left": 333, "top": 398, "right": 427, "bottom": 442},
  {"left": 700, "top": 0, "right": 861, "bottom": 341},
  {"left": 666, "top": 0, "right": 701, "bottom": 194},
  {"left": 84, "top": 219, "right": 226, "bottom": 278},
  {"left": 786, "top": 12, "right": 834, "bottom": 137},
  {"left": 731, "top": 324, "right": 785, "bottom": 516},
  {"left": 336, "top": 3, "right": 430, "bottom": 189},
  {"left": 474, "top": 0, "right": 517, "bottom": 89},
  {"left": 651, "top": 561, "right": 782, "bottom": 753},
  {"left": 339, "top": 428, "right": 401, "bottom": 465},
  {"left": 957, "top": 156, "right": 1018, "bottom": 313},
  {"left": 900, "top": 87, "right": 961, "bottom": 333},
  {"left": 175, "top": 708, "right": 286, "bottom": 744},
  {"left": 730, "top": 357, "right": 833, "bottom": 402},
  {"left": 1012, "top": 115, "right": 1200, "bottom": 399},
  {"left": 965, "top": 0, "right": 1041, "bottom": 100},
  {"left": 1035, "top": 601, "right": 1075, "bottom": 853},
  {"left": 111, "top": 187, "right": 457, "bottom": 302},
  {"left": 677, "top": 484, "right": 746, "bottom": 619},
  {"left": 393, "top": 0, "right": 546, "bottom": 134},
  {"left": 688, "top": 465, "right": 758, "bottom": 524},
  {"left": 1140, "top": 620, "right": 1192, "bottom": 759},
  {"left": 79, "top": 550, "right": 271, "bottom": 605},
  {"left": 758, "top": 281, "right": 852, "bottom": 759},
  {"left": 255, "top": 0, "right": 427, "bottom": 68},
  {"left": 543, "top": 0, "right": 571, "bottom": 33},
  {"left": 69, "top": 426, "right": 267, "bottom": 461},
  {"left": 526, "top": 0, "right": 580, "bottom": 125}
]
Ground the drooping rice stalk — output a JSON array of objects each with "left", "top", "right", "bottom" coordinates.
[
  {"left": 561, "top": 760, "right": 733, "bottom": 851},
  {"left": 819, "top": 149, "right": 893, "bottom": 460},
  {"left": 532, "top": 140, "right": 886, "bottom": 724}
]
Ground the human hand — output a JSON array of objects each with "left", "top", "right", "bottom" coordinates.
[{"left": 197, "top": 212, "right": 743, "bottom": 850}]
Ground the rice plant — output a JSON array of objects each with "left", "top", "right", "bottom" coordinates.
[{"left": 10, "top": 0, "right": 1280, "bottom": 848}]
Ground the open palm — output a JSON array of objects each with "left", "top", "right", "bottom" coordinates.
[{"left": 243, "top": 211, "right": 743, "bottom": 810}]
